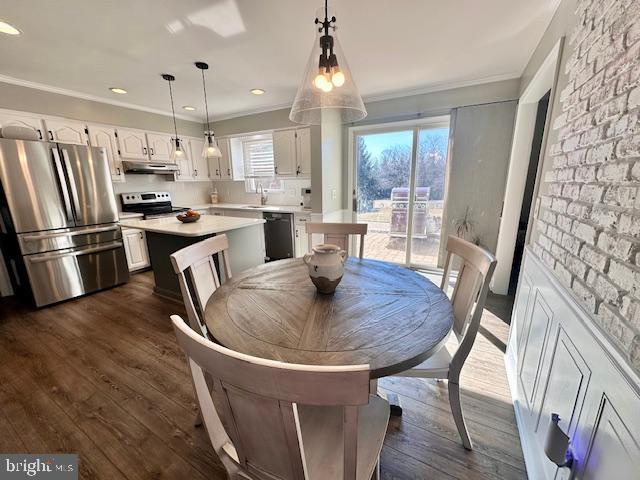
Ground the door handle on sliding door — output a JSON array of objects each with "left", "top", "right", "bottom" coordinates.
[
  {"left": 61, "top": 149, "right": 82, "bottom": 223},
  {"left": 51, "top": 148, "right": 74, "bottom": 223}
]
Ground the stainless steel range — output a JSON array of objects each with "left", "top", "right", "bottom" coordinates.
[
  {"left": 120, "top": 191, "right": 190, "bottom": 219},
  {"left": 0, "top": 138, "right": 129, "bottom": 307}
]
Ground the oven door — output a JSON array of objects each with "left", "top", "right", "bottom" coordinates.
[{"left": 23, "top": 240, "right": 129, "bottom": 307}]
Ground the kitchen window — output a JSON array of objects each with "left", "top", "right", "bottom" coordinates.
[{"left": 230, "top": 134, "right": 282, "bottom": 192}]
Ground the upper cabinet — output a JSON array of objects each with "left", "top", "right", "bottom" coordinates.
[
  {"left": 273, "top": 128, "right": 311, "bottom": 178},
  {"left": 0, "top": 110, "right": 45, "bottom": 140},
  {"left": 146, "top": 133, "right": 173, "bottom": 162},
  {"left": 217, "top": 137, "right": 232, "bottom": 180},
  {"left": 116, "top": 128, "right": 149, "bottom": 160},
  {"left": 87, "top": 124, "right": 125, "bottom": 183},
  {"left": 273, "top": 129, "right": 297, "bottom": 177},
  {"left": 43, "top": 118, "right": 88, "bottom": 145},
  {"left": 295, "top": 128, "right": 311, "bottom": 176},
  {"left": 189, "top": 137, "right": 210, "bottom": 181}
]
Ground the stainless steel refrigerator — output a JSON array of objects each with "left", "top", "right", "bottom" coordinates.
[{"left": 0, "top": 138, "right": 129, "bottom": 307}]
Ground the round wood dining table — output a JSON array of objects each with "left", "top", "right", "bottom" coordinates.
[{"left": 204, "top": 257, "right": 454, "bottom": 379}]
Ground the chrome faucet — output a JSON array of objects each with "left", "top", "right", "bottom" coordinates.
[{"left": 257, "top": 182, "right": 268, "bottom": 205}]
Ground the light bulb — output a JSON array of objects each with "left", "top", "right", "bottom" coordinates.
[
  {"left": 331, "top": 69, "right": 345, "bottom": 87},
  {"left": 174, "top": 147, "right": 184, "bottom": 158},
  {"left": 314, "top": 73, "right": 328, "bottom": 90},
  {"left": 321, "top": 79, "right": 333, "bottom": 93}
]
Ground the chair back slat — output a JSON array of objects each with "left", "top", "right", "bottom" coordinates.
[
  {"left": 439, "top": 236, "right": 497, "bottom": 382},
  {"left": 170, "top": 235, "right": 232, "bottom": 337},
  {"left": 306, "top": 223, "right": 368, "bottom": 259},
  {"left": 171, "top": 315, "right": 370, "bottom": 480}
]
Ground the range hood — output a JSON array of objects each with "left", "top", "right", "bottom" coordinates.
[{"left": 122, "top": 160, "right": 179, "bottom": 174}]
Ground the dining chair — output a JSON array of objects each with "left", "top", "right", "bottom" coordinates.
[
  {"left": 171, "top": 314, "right": 390, "bottom": 480},
  {"left": 306, "top": 222, "right": 368, "bottom": 258},
  {"left": 170, "top": 234, "right": 232, "bottom": 339},
  {"left": 393, "top": 235, "right": 497, "bottom": 450}
]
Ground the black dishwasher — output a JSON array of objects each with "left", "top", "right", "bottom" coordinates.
[{"left": 263, "top": 212, "right": 294, "bottom": 261}]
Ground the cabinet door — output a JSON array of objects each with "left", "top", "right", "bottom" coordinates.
[
  {"left": 87, "top": 125, "right": 125, "bottom": 183},
  {"left": 189, "top": 137, "right": 210, "bottom": 181},
  {"left": 174, "top": 139, "right": 194, "bottom": 181},
  {"left": 218, "top": 137, "right": 232, "bottom": 180},
  {"left": 295, "top": 128, "right": 311, "bottom": 177},
  {"left": 146, "top": 133, "right": 173, "bottom": 162},
  {"left": 116, "top": 128, "right": 149, "bottom": 160},
  {"left": 44, "top": 118, "right": 88, "bottom": 145},
  {"left": 273, "top": 130, "right": 297, "bottom": 176},
  {"left": 0, "top": 111, "right": 46, "bottom": 140},
  {"left": 122, "top": 228, "right": 150, "bottom": 271}
]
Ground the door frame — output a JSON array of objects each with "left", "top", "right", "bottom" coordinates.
[
  {"left": 492, "top": 37, "right": 564, "bottom": 294},
  {"left": 347, "top": 115, "right": 451, "bottom": 268}
]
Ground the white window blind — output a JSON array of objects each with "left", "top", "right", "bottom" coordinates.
[{"left": 242, "top": 138, "right": 274, "bottom": 178}]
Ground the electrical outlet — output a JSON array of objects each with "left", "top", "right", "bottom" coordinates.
[{"left": 331, "top": 189, "right": 337, "bottom": 200}]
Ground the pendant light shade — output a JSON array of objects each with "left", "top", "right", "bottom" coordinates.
[
  {"left": 195, "top": 61, "right": 222, "bottom": 159},
  {"left": 289, "top": 3, "right": 366, "bottom": 125},
  {"left": 162, "top": 73, "right": 185, "bottom": 162}
]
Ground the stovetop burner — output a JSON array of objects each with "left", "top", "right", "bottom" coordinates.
[{"left": 120, "top": 191, "right": 191, "bottom": 219}]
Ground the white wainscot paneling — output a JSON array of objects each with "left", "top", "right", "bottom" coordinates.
[{"left": 506, "top": 248, "right": 640, "bottom": 480}]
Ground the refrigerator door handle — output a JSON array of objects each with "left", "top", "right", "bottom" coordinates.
[
  {"left": 21, "top": 225, "right": 120, "bottom": 242},
  {"left": 28, "top": 241, "right": 124, "bottom": 263},
  {"left": 61, "top": 148, "right": 82, "bottom": 223},
  {"left": 51, "top": 148, "right": 74, "bottom": 223}
]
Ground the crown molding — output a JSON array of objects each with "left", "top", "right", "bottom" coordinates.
[
  {"left": 209, "top": 73, "right": 522, "bottom": 123},
  {"left": 360, "top": 72, "right": 521, "bottom": 104},
  {"left": 0, "top": 74, "right": 201, "bottom": 123}
]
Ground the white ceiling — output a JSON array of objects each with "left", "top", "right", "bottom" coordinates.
[{"left": 0, "top": 0, "right": 560, "bottom": 122}]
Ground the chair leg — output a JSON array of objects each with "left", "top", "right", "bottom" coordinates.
[
  {"left": 194, "top": 408, "right": 203, "bottom": 428},
  {"left": 448, "top": 381, "right": 473, "bottom": 450}
]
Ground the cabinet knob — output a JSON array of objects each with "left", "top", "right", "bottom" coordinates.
[
  {"left": 117, "top": 167, "right": 121, "bottom": 175},
  {"left": 150, "top": 147, "right": 154, "bottom": 155},
  {"left": 227, "top": 168, "right": 231, "bottom": 176},
  {"left": 274, "top": 166, "right": 278, "bottom": 174},
  {"left": 194, "top": 169, "right": 198, "bottom": 177},
  {"left": 216, "top": 169, "right": 219, "bottom": 176},
  {"left": 143, "top": 147, "right": 148, "bottom": 155},
  {"left": 48, "top": 130, "right": 54, "bottom": 141}
]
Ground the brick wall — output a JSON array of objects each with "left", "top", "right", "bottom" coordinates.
[{"left": 534, "top": 0, "right": 640, "bottom": 371}]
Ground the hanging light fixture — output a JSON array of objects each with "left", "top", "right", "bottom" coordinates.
[
  {"left": 161, "top": 73, "right": 185, "bottom": 161},
  {"left": 195, "top": 61, "right": 222, "bottom": 159},
  {"left": 289, "top": 0, "right": 366, "bottom": 125}
]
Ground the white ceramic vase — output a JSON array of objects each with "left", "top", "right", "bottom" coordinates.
[{"left": 303, "top": 244, "right": 347, "bottom": 294}]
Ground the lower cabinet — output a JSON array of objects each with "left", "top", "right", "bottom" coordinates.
[
  {"left": 294, "top": 213, "right": 311, "bottom": 257},
  {"left": 122, "top": 228, "right": 150, "bottom": 271}
]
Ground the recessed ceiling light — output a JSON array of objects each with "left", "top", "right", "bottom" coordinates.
[
  {"left": 250, "top": 89, "right": 266, "bottom": 95},
  {"left": 0, "top": 21, "right": 20, "bottom": 35},
  {"left": 109, "top": 87, "right": 127, "bottom": 94},
  {"left": 182, "top": 106, "right": 196, "bottom": 111}
]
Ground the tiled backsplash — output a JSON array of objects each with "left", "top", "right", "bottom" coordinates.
[
  {"left": 112, "top": 176, "right": 215, "bottom": 208},
  {"left": 211, "top": 178, "right": 311, "bottom": 206}
]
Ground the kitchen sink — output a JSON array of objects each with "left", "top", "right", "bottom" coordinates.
[{"left": 243, "top": 205, "right": 281, "bottom": 210}]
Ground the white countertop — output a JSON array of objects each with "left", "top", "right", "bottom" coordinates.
[
  {"left": 118, "top": 212, "right": 144, "bottom": 220},
  {"left": 119, "top": 215, "right": 266, "bottom": 237},
  {"left": 192, "top": 202, "right": 312, "bottom": 214}
]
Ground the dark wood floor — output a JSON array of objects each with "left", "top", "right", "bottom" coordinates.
[{"left": 0, "top": 273, "right": 526, "bottom": 479}]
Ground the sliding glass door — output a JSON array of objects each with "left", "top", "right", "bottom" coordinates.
[{"left": 352, "top": 118, "right": 450, "bottom": 269}]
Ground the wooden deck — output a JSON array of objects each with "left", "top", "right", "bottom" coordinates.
[{"left": 0, "top": 272, "right": 526, "bottom": 479}]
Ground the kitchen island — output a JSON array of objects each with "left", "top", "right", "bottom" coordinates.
[{"left": 120, "top": 215, "right": 266, "bottom": 300}]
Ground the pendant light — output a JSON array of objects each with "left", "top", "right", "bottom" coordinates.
[
  {"left": 289, "top": 0, "right": 366, "bottom": 125},
  {"left": 195, "top": 61, "right": 222, "bottom": 159},
  {"left": 161, "top": 73, "right": 185, "bottom": 161}
]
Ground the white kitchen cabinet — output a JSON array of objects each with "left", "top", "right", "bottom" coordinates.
[
  {"left": 217, "top": 137, "right": 232, "bottom": 180},
  {"left": 87, "top": 124, "right": 125, "bottom": 182},
  {"left": 295, "top": 128, "right": 311, "bottom": 177},
  {"left": 116, "top": 128, "right": 149, "bottom": 160},
  {"left": 44, "top": 118, "right": 88, "bottom": 145},
  {"left": 189, "top": 137, "right": 210, "bottom": 181},
  {"left": 0, "top": 110, "right": 46, "bottom": 140},
  {"left": 294, "top": 213, "right": 311, "bottom": 257},
  {"left": 273, "top": 129, "right": 297, "bottom": 177},
  {"left": 122, "top": 228, "right": 150, "bottom": 271},
  {"left": 146, "top": 133, "right": 174, "bottom": 162}
]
